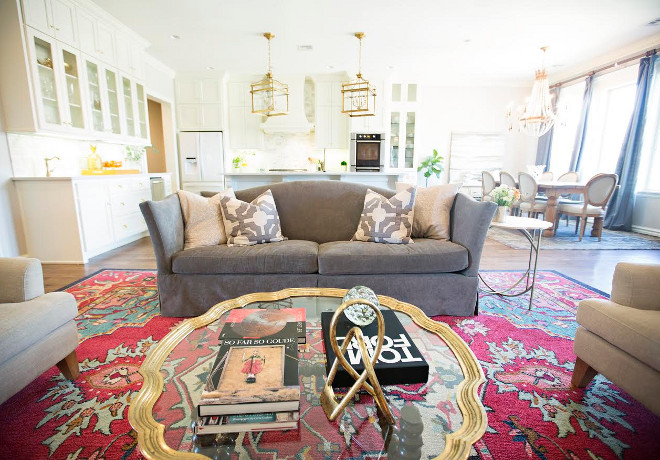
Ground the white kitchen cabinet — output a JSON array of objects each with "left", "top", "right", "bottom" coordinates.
[
  {"left": 175, "top": 77, "right": 224, "bottom": 130},
  {"left": 26, "top": 29, "right": 86, "bottom": 134},
  {"left": 23, "top": 0, "right": 78, "bottom": 47},
  {"left": 13, "top": 176, "right": 154, "bottom": 263},
  {"left": 120, "top": 75, "right": 149, "bottom": 142},
  {"left": 388, "top": 83, "right": 419, "bottom": 170},
  {"left": 314, "top": 78, "right": 348, "bottom": 149},
  {"left": 227, "top": 80, "right": 263, "bottom": 149},
  {"left": 77, "top": 9, "right": 115, "bottom": 65},
  {"left": 83, "top": 56, "right": 125, "bottom": 138}
]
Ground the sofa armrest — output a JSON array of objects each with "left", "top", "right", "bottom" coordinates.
[
  {"left": 139, "top": 194, "right": 184, "bottom": 274},
  {"left": 450, "top": 193, "right": 497, "bottom": 277},
  {"left": 0, "top": 257, "right": 44, "bottom": 303},
  {"left": 610, "top": 262, "right": 660, "bottom": 311}
]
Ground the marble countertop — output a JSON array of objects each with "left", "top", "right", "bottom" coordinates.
[
  {"left": 12, "top": 172, "right": 171, "bottom": 181},
  {"left": 225, "top": 170, "right": 410, "bottom": 176}
]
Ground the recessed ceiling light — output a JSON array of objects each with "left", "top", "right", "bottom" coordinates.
[
  {"left": 207, "top": 66, "right": 215, "bottom": 70},
  {"left": 170, "top": 34, "right": 181, "bottom": 40},
  {"left": 647, "top": 18, "right": 660, "bottom": 26},
  {"left": 297, "top": 45, "right": 313, "bottom": 52},
  {"left": 387, "top": 65, "right": 395, "bottom": 70},
  {"left": 463, "top": 39, "right": 472, "bottom": 43},
  {"left": 327, "top": 65, "right": 335, "bottom": 69}
]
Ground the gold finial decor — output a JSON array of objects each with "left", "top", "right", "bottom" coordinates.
[
  {"left": 507, "top": 46, "right": 557, "bottom": 137},
  {"left": 341, "top": 32, "right": 377, "bottom": 117},
  {"left": 251, "top": 32, "right": 289, "bottom": 116},
  {"left": 320, "top": 298, "right": 395, "bottom": 425}
]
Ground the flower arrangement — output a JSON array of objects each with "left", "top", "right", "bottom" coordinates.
[
  {"left": 125, "top": 145, "right": 147, "bottom": 162},
  {"left": 232, "top": 152, "right": 255, "bottom": 169},
  {"left": 490, "top": 184, "right": 520, "bottom": 207}
]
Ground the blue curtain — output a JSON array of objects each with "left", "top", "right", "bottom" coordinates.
[
  {"left": 604, "top": 53, "right": 658, "bottom": 231},
  {"left": 569, "top": 75, "right": 594, "bottom": 172},
  {"left": 535, "top": 87, "right": 561, "bottom": 171}
]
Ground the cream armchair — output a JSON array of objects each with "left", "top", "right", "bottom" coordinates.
[
  {"left": 0, "top": 257, "right": 79, "bottom": 405},
  {"left": 572, "top": 262, "right": 660, "bottom": 416}
]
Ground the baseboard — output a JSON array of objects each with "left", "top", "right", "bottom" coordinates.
[{"left": 632, "top": 225, "right": 660, "bottom": 237}]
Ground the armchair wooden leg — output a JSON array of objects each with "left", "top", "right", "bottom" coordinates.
[
  {"left": 592, "top": 217, "right": 604, "bottom": 241},
  {"left": 571, "top": 357, "right": 598, "bottom": 388},
  {"left": 578, "top": 216, "right": 588, "bottom": 241},
  {"left": 56, "top": 349, "right": 80, "bottom": 380},
  {"left": 575, "top": 217, "right": 579, "bottom": 235}
]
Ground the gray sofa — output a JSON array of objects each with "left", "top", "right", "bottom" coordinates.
[{"left": 140, "top": 181, "right": 496, "bottom": 317}]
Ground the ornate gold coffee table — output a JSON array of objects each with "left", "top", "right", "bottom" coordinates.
[{"left": 129, "top": 288, "right": 487, "bottom": 459}]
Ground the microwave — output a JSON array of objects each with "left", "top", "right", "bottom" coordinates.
[{"left": 349, "top": 133, "right": 385, "bottom": 172}]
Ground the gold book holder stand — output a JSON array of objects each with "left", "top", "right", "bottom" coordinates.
[{"left": 320, "top": 298, "right": 395, "bottom": 425}]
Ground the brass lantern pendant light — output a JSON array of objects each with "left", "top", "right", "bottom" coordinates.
[
  {"left": 251, "top": 32, "right": 289, "bottom": 116},
  {"left": 342, "top": 32, "right": 377, "bottom": 117}
]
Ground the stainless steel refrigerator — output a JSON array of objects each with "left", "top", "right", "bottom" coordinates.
[{"left": 178, "top": 131, "right": 225, "bottom": 193}]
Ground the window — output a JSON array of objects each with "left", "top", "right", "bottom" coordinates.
[
  {"left": 638, "top": 56, "right": 660, "bottom": 192},
  {"left": 548, "top": 81, "right": 585, "bottom": 174},
  {"left": 579, "top": 65, "right": 638, "bottom": 180}
]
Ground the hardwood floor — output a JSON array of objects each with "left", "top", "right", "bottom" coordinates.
[{"left": 42, "top": 236, "right": 660, "bottom": 295}]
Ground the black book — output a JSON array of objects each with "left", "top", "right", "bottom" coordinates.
[
  {"left": 199, "top": 329, "right": 300, "bottom": 416},
  {"left": 321, "top": 310, "right": 429, "bottom": 388}
]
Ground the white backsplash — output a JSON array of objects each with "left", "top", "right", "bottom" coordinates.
[
  {"left": 7, "top": 133, "right": 145, "bottom": 177},
  {"left": 231, "top": 132, "right": 349, "bottom": 172}
]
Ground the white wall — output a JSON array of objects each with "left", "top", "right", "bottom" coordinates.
[
  {"left": 633, "top": 194, "right": 660, "bottom": 237},
  {"left": 0, "top": 95, "right": 26, "bottom": 256},
  {"left": 415, "top": 85, "right": 538, "bottom": 186}
]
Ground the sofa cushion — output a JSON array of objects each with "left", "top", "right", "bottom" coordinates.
[
  {"left": 318, "top": 239, "right": 468, "bottom": 275},
  {"left": 577, "top": 298, "right": 660, "bottom": 372},
  {"left": 396, "top": 182, "right": 461, "bottom": 240},
  {"left": 352, "top": 187, "right": 417, "bottom": 244},
  {"left": 0, "top": 292, "right": 77, "bottom": 366},
  {"left": 220, "top": 190, "right": 287, "bottom": 247},
  {"left": 172, "top": 240, "right": 319, "bottom": 274},
  {"left": 178, "top": 189, "right": 235, "bottom": 249}
]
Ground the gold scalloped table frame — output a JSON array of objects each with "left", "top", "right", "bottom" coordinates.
[{"left": 128, "top": 288, "right": 487, "bottom": 459}]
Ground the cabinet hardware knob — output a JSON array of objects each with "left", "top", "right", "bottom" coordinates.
[
  {"left": 123, "top": 224, "right": 127, "bottom": 228},
  {"left": 121, "top": 202, "right": 125, "bottom": 206},
  {"left": 55, "top": 27, "right": 60, "bottom": 31}
]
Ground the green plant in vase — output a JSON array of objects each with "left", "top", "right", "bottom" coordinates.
[{"left": 417, "top": 149, "right": 445, "bottom": 187}]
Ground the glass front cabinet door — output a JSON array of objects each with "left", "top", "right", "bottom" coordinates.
[
  {"left": 389, "top": 83, "right": 418, "bottom": 170},
  {"left": 121, "top": 76, "right": 136, "bottom": 137},
  {"left": 28, "top": 29, "right": 86, "bottom": 132}
]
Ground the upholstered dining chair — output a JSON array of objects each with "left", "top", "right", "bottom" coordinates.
[
  {"left": 539, "top": 171, "right": 554, "bottom": 181},
  {"left": 481, "top": 171, "right": 496, "bottom": 202},
  {"left": 556, "top": 173, "right": 618, "bottom": 241},
  {"left": 518, "top": 172, "right": 547, "bottom": 218},
  {"left": 557, "top": 171, "right": 582, "bottom": 226},
  {"left": 499, "top": 171, "right": 519, "bottom": 215}
]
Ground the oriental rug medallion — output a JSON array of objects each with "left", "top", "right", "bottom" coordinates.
[{"left": 0, "top": 269, "right": 657, "bottom": 459}]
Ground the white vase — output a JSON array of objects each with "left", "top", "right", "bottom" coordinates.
[{"left": 494, "top": 206, "right": 508, "bottom": 223}]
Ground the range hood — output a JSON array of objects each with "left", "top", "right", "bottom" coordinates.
[{"left": 261, "top": 76, "right": 314, "bottom": 134}]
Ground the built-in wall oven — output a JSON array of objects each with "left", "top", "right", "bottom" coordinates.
[{"left": 350, "top": 133, "right": 385, "bottom": 171}]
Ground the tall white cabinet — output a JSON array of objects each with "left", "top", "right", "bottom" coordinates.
[{"left": 314, "top": 75, "right": 349, "bottom": 149}]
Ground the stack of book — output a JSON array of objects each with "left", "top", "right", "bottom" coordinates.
[{"left": 195, "top": 308, "right": 305, "bottom": 434}]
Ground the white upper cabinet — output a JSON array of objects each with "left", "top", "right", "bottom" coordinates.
[
  {"left": 77, "top": 9, "right": 115, "bottom": 65},
  {"left": 176, "top": 77, "right": 224, "bottom": 130},
  {"left": 388, "top": 83, "right": 419, "bottom": 170},
  {"left": 227, "top": 80, "right": 263, "bottom": 149},
  {"left": 23, "top": 0, "right": 78, "bottom": 47},
  {"left": 314, "top": 78, "right": 348, "bottom": 149}
]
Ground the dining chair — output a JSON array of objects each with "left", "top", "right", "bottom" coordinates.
[
  {"left": 557, "top": 171, "right": 582, "bottom": 225},
  {"left": 518, "top": 172, "right": 547, "bottom": 218},
  {"left": 499, "top": 171, "right": 519, "bottom": 214},
  {"left": 556, "top": 173, "right": 618, "bottom": 241},
  {"left": 539, "top": 171, "right": 554, "bottom": 181},
  {"left": 481, "top": 171, "right": 496, "bottom": 202}
]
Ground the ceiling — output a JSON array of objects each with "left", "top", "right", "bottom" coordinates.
[{"left": 92, "top": 0, "right": 660, "bottom": 85}]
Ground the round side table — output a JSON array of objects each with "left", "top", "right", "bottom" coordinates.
[{"left": 480, "top": 216, "right": 552, "bottom": 310}]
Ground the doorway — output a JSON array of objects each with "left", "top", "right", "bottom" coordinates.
[{"left": 146, "top": 99, "right": 166, "bottom": 173}]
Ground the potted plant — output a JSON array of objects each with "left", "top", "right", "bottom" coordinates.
[
  {"left": 417, "top": 149, "right": 445, "bottom": 187},
  {"left": 490, "top": 185, "right": 521, "bottom": 222},
  {"left": 340, "top": 160, "right": 348, "bottom": 172}
]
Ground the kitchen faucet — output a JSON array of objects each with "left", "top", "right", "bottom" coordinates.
[{"left": 45, "top": 156, "right": 60, "bottom": 177}]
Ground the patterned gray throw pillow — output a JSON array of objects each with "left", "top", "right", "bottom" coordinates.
[
  {"left": 219, "top": 189, "right": 287, "bottom": 247},
  {"left": 352, "top": 187, "right": 417, "bottom": 244}
]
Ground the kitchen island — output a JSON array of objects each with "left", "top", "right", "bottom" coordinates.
[{"left": 224, "top": 170, "right": 416, "bottom": 191}]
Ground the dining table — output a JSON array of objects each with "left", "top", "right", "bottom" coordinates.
[{"left": 536, "top": 181, "right": 588, "bottom": 237}]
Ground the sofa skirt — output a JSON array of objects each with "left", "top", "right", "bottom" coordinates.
[{"left": 157, "top": 272, "right": 478, "bottom": 318}]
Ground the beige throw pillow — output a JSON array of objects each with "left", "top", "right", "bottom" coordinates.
[
  {"left": 220, "top": 189, "right": 287, "bottom": 247},
  {"left": 177, "top": 189, "right": 235, "bottom": 249},
  {"left": 352, "top": 187, "right": 417, "bottom": 244},
  {"left": 396, "top": 183, "right": 461, "bottom": 240}
]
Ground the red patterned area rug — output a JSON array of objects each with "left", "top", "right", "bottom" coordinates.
[{"left": 0, "top": 269, "right": 657, "bottom": 459}]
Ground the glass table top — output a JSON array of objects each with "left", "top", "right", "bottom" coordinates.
[{"left": 130, "top": 289, "right": 486, "bottom": 459}]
